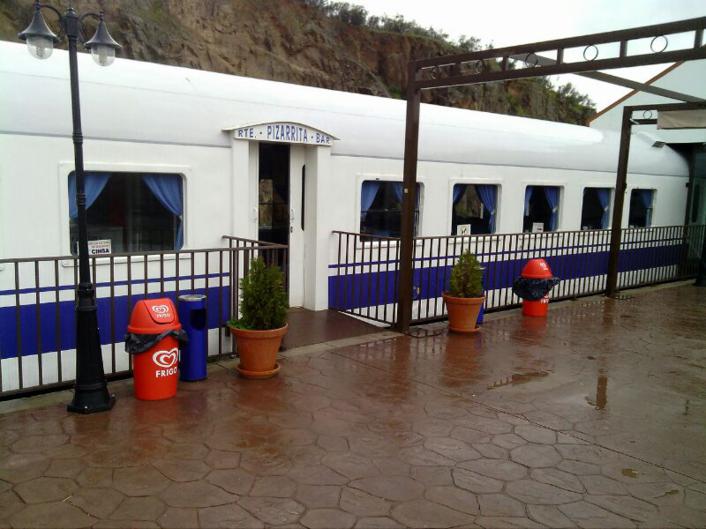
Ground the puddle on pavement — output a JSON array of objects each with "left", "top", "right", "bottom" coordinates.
[
  {"left": 585, "top": 374, "right": 608, "bottom": 410},
  {"left": 621, "top": 468, "right": 639, "bottom": 478},
  {"left": 405, "top": 328, "right": 445, "bottom": 339},
  {"left": 487, "top": 370, "right": 549, "bottom": 390}
]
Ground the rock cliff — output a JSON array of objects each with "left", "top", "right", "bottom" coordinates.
[{"left": 0, "top": 0, "right": 595, "bottom": 124}]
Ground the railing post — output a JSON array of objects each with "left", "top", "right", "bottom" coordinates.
[
  {"left": 397, "top": 61, "right": 421, "bottom": 332},
  {"left": 696, "top": 225, "right": 706, "bottom": 287},
  {"left": 606, "top": 107, "right": 633, "bottom": 297}
]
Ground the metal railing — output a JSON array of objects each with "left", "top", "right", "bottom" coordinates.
[
  {"left": 0, "top": 237, "right": 288, "bottom": 399},
  {"left": 330, "top": 224, "right": 705, "bottom": 325},
  {"left": 223, "top": 236, "right": 289, "bottom": 319}
]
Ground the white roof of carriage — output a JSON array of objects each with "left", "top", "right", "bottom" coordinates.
[{"left": 0, "top": 41, "right": 687, "bottom": 176}]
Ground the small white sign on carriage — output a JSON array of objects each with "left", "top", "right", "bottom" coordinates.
[
  {"left": 88, "top": 239, "right": 112, "bottom": 256},
  {"left": 456, "top": 224, "right": 471, "bottom": 236}
]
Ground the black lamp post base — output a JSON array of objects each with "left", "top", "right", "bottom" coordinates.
[{"left": 67, "top": 387, "right": 116, "bottom": 414}]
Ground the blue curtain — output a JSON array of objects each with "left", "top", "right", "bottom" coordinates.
[
  {"left": 476, "top": 185, "right": 497, "bottom": 233},
  {"left": 392, "top": 182, "right": 421, "bottom": 208},
  {"left": 638, "top": 189, "right": 654, "bottom": 226},
  {"left": 524, "top": 186, "right": 534, "bottom": 216},
  {"left": 452, "top": 184, "right": 465, "bottom": 205},
  {"left": 596, "top": 188, "right": 611, "bottom": 229},
  {"left": 68, "top": 172, "right": 111, "bottom": 219},
  {"left": 392, "top": 182, "right": 404, "bottom": 204},
  {"left": 544, "top": 187, "right": 560, "bottom": 231},
  {"left": 361, "top": 181, "right": 381, "bottom": 216},
  {"left": 638, "top": 189, "right": 653, "bottom": 208},
  {"left": 142, "top": 174, "right": 184, "bottom": 249}
]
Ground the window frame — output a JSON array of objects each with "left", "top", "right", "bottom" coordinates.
[
  {"left": 449, "top": 182, "right": 500, "bottom": 236},
  {"left": 356, "top": 175, "right": 425, "bottom": 245},
  {"left": 447, "top": 179, "right": 502, "bottom": 236},
  {"left": 580, "top": 186, "right": 613, "bottom": 231},
  {"left": 58, "top": 162, "right": 191, "bottom": 267},
  {"left": 627, "top": 188, "right": 656, "bottom": 228},
  {"left": 522, "top": 184, "right": 563, "bottom": 233}
]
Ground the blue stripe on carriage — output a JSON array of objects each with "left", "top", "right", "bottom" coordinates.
[
  {"left": 327, "top": 244, "right": 685, "bottom": 310},
  {"left": 0, "top": 272, "right": 229, "bottom": 297},
  {"left": 0, "top": 286, "right": 231, "bottom": 360}
]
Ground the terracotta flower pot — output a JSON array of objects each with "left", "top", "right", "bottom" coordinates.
[
  {"left": 229, "top": 324, "right": 288, "bottom": 379},
  {"left": 443, "top": 293, "right": 484, "bottom": 334}
]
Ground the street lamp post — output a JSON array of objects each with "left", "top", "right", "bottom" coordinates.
[{"left": 19, "top": 1, "right": 121, "bottom": 413}]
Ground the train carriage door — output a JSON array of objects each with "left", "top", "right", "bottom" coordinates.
[
  {"left": 257, "top": 142, "right": 305, "bottom": 307},
  {"left": 288, "top": 145, "right": 306, "bottom": 307},
  {"left": 258, "top": 143, "right": 289, "bottom": 247},
  {"left": 228, "top": 122, "right": 337, "bottom": 311}
]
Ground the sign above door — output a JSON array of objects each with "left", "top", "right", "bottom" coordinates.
[{"left": 224, "top": 122, "right": 338, "bottom": 146}]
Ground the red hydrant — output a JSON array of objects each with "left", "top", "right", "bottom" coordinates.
[{"left": 512, "top": 259, "right": 560, "bottom": 318}]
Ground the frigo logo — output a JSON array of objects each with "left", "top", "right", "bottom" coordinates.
[
  {"left": 151, "top": 304, "right": 170, "bottom": 314},
  {"left": 153, "top": 348, "right": 179, "bottom": 378}
]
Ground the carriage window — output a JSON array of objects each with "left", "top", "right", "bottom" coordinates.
[
  {"left": 581, "top": 188, "right": 611, "bottom": 230},
  {"left": 523, "top": 186, "right": 560, "bottom": 232},
  {"left": 451, "top": 184, "right": 497, "bottom": 235},
  {"left": 68, "top": 171, "right": 183, "bottom": 255},
  {"left": 360, "top": 181, "right": 420, "bottom": 238},
  {"left": 628, "top": 189, "right": 654, "bottom": 228}
]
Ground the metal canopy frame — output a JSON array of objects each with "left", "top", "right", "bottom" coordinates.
[
  {"left": 507, "top": 54, "right": 704, "bottom": 103},
  {"left": 398, "top": 16, "right": 706, "bottom": 331},
  {"left": 606, "top": 101, "right": 706, "bottom": 297}
]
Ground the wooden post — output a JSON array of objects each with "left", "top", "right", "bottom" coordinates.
[
  {"left": 396, "top": 62, "right": 421, "bottom": 332},
  {"left": 606, "top": 107, "right": 633, "bottom": 297}
]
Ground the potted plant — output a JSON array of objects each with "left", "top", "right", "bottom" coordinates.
[
  {"left": 443, "top": 251, "right": 484, "bottom": 333},
  {"left": 228, "top": 258, "right": 288, "bottom": 378}
]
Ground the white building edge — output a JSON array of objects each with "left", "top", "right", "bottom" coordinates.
[{"left": 590, "top": 59, "right": 706, "bottom": 226}]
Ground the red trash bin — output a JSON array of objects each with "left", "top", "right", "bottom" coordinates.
[
  {"left": 125, "top": 298, "right": 186, "bottom": 401},
  {"left": 520, "top": 259, "right": 554, "bottom": 318},
  {"left": 523, "top": 295, "right": 550, "bottom": 317}
]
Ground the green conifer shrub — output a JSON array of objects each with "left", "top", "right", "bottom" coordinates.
[
  {"left": 230, "top": 258, "right": 288, "bottom": 330},
  {"left": 448, "top": 251, "right": 484, "bottom": 298}
]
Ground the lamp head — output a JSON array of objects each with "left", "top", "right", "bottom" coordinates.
[
  {"left": 84, "top": 13, "right": 121, "bottom": 67},
  {"left": 18, "top": 2, "right": 59, "bottom": 60}
]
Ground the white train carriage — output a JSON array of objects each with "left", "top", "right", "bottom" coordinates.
[{"left": 0, "top": 41, "right": 694, "bottom": 394}]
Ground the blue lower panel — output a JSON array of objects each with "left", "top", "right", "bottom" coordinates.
[
  {"left": 328, "top": 245, "right": 684, "bottom": 311},
  {"left": 0, "top": 287, "right": 230, "bottom": 360}
]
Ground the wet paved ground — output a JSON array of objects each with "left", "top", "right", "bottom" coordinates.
[
  {"left": 282, "top": 308, "right": 377, "bottom": 350},
  {"left": 1, "top": 284, "right": 705, "bottom": 528}
]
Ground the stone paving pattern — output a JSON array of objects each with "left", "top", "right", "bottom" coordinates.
[{"left": 0, "top": 285, "right": 705, "bottom": 528}]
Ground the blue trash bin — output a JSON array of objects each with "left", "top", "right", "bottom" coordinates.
[{"left": 177, "top": 294, "right": 207, "bottom": 381}]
